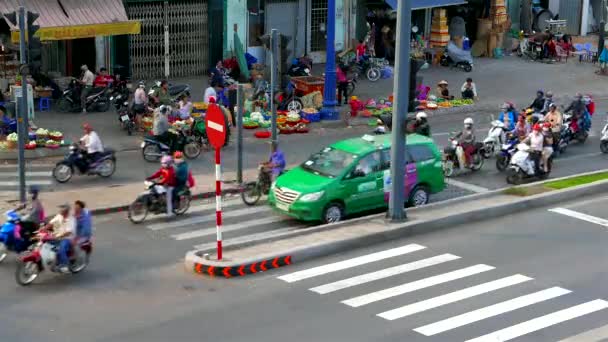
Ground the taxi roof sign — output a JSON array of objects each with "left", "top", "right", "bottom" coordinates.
[{"left": 361, "top": 134, "right": 375, "bottom": 142}]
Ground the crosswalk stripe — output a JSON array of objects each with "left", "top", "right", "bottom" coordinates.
[
  {"left": 0, "top": 171, "right": 52, "bottom": 177},
  {"left": 549, "top": 208, "right": 608, "bottom": 228},
  {"left": 0, "top": 180, "right": 53, "bottom": 186},
  {"left": 342, "top": 264, "right": 495, "bottom": 308},
  {"left": 414, "top": 287, "right": 572, "bottom": 336},
  {"left": 465, "top": 299, "right": 608, "bottom": 342},
  {"left": 309, "top": 254, "right": 461, "bottom": 295},
  {"left": 277, "top": 244, "right": 427, "bottom": 283},
  {"left": 147, "top": 206, "right": 271, "bottom": 231},
  {"left": 171, "top": 216, "right": 285, "bottom": 240},
  {"left": 378, "top": 274, "right": 533, "bottom": 321}
]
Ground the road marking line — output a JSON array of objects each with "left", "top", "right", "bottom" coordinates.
[
  {"left": 379, "top": 274, "right": 533, "bottom": 321},
  {"left": 0, "top": 171, "right": 52, "bottom": 177},
  {"left": 549, "top": 208, "right": 608, "bottom": 228},
  {"left": 465, "top": 299, "right": 608, "bottom": 342},
  {"left": 414, "top": 287, "right": 571, "bottom": 336},
  {"left": 277, "top": 244, "right": 426, "bottom": 283},
  {"left": 341, "top": 264, "right": 495, "bottom": 308},
  {"left": 0, "top": 180, "right": 53, "bottom": 186},
  {"left": 171, "top": 216, "right": 285, "bottom": 240},
  {"left": 309, "top": 254, "right": 461, "bottom": 295},
  {"left": 447, "top": 179, "right": 489, "bottom": 193},
  {"left": 147, "top": 206, "right": 271, "bottom": 231},
  {"left": 558, "top": 322, "right": 608, "bottom": 341}
]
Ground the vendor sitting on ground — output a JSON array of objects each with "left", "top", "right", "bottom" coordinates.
[
  {"left": 460, "top": 78, "right": 478, "bottom": 100},
  {"left": 436, "top": 80, "right": 454, "bottom": 100}
]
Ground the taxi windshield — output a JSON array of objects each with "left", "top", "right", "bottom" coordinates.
[{"left": 301, "top": 147, "right": 356, "bottom": 178}]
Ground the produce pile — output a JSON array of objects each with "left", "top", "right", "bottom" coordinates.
[
  {"left": 418, "top": 97, "right": 474, "bottom": 110},
  {"left": 0, "top": 127, "right": 66, "bottom": 151},
  {"left": 350, "top": 95, "right": 474, "bottom": 117},
  {"left": 244, "top": 110, "right": 310, "bottom": 137}
]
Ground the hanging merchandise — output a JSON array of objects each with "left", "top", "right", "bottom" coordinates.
[{"left": 430, "top": 8, "right": 450, "bottom": 48}]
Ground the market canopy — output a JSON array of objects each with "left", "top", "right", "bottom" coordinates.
[
  {"left": 385, "top": 0, "right": 468, "bottom": 10},
  {"left": 0, "top": 0, "right": 140, "bottom": 42}
]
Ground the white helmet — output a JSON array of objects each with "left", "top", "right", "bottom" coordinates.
[
  {"left": 464, "top": 117, "right": 474, "bottom": 125},
  {"left": 416, "top": 112, "right": 427, "bottom": 120},
  {"left": 159, "top": 105, "right": 170, "bottom": 114}
]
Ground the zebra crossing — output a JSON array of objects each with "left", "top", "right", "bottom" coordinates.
[
  {"left": 276, "top": 243, "right": 608, "bottom": 341},
  {"left": 141, "top": 199, "right": 306, "bottom": 250},
  {"left": 0, "top": 163, "right": 54, "bottom": 192}
]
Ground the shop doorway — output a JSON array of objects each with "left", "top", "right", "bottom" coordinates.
[{"left": 68, "top": 38, "right": 96, "bottom": 77}]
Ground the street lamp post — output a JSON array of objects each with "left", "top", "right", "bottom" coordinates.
[
  {"left": 320, "top": 0, "right": 339, "bottom": 120},
  {"left": 388, "top": 0, "right": 412, "bottom": 221}
]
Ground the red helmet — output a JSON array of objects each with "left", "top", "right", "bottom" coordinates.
[
  {"left": 533, "top": 124, "right": 541, "bottom": 131},
  {"left": 173, "top": 151, "right": 183, "bottom": 159},
  {"left": 83, "top": 123, "right": 92, "bottom": 132},
  {"left": 543, "top": 122, "right": 551, "bottom": 128}
]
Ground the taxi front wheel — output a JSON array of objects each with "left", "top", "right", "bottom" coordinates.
[{"left": 322, "top": 203, "right": 344, "bottom": 224}]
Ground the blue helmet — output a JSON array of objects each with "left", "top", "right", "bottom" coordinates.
[{"left": 29, "top": 185, "right": 40, "bottom": 195}]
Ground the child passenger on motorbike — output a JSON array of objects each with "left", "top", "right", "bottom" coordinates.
[
  {"left": 455, "top": 118, "right": 476, "bottom": 167},
  {"left": 541, "top": 123, "right": 554, "bottom": 173},
  {"left": 512, "top": 115, "right": 530, "bottom": 141},
  {"left": 146, "top": 155, "right": 176, "bottom": 218}
]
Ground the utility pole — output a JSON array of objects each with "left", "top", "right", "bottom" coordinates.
[
  {"left": 388, "top": 0, "right": 412, "bottom": 222},
  {"left": 17, "top": 8, "right": 27, "bottom": 203},
  {"left": 320, "top": 0, "right": 339, "bottom": 120},
  {"left": 270, "top": 29, "right": 279, "bottom": 148},
  {"left": 236, "top": 84, "right": 244, "bottom": 183}
]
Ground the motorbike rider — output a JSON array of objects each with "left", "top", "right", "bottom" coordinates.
[
  {"left": 542, "top": 91, "right": 554, "bottom": 114},
  {"left": 74, "top": 200, "right": 92, "bottom": 244},
  {"left": 522, "top": 124, "right": 544, "bottom": 174},
  {"left": 146, "top": 155, "right": 176, "bottom": 218},
  {"left": 133, "top": 81, "right": 149, "bottom": 113},
  {"left": 541, "top": 123, "right": 554, "bottom": 173},
  {"left": 512, "top": 115, "right": 530, "bottom": 141},
  {"left": 173, "top": 151, "right": 195, "bottom": 199},
  {"left": 454, "top": 118, "right": 476, "bottom": 167},
  {"left": 499, "top": 102, "right": 517, "bottom": 131},
  {"left": 413, "top": 112, "right": 431, "bottom": 137},
  {"left": 15, "top": 185, "right": 45, "bottom": 249},
  {"left": 153, "top": 105, "right": 174, "bottom": 150},
  {"left": 563, "top": 93, "right": 586, "bottom": 133},
  {"left": 544, "top": 103, "right": 562, "bottom": 149},
  {"left": 529, "top": 90, "right": 545, "bottom": 113},
  {"left": 263, "top": 142, "right": 286, "bottom": 182},
  {"left": 80, "top": 123, "right": 104, "bottom": 166},
  {"left": 93, "top": 67, "right": 114, "bottom": 88},
  {"left": 153, "top": 80, "right": 172, "bottom": 106},
  {"left": 46, "top": 203, "right": 77, "bottom": 274}
]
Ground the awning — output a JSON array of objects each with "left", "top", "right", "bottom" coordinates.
[
  {"left": 385, "top": 0, "right": 467, "bottom": 10},
  {"left": 0, "top": 0, "right": 141, "bottom": 42}
]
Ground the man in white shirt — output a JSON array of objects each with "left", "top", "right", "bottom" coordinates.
[
  {"left": 47, "top": 204, "right": 76, "bottom": 273},
  {"left": 80, "top": 65, "right": 95, "bottom": 113},
  {"left": 80, "top": 123, "right": 104, "bottom": 165},
  {"left": 460, "top": 77, "right": 478, "bottom": 100}
]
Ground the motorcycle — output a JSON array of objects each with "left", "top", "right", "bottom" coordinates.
[
  {"left": 241, "top": 164, "right": 283, "bottom": 206},
  {"left": 58, "top": 78, "right": 111, "bottom": 112},
  {"left": 496, "top": 133, "right": 520, "bottom": 172},
  {"left": 357, "top": 57, "right": 388, "bottom": 82},
  {"left": 440, "top": 41, "right": 473, "bottom": 72},
  {"left": 559, "top": 112, "right": 590, "bottom": 152},
  {"left": 141, "top": 129, "right": 201, "bottom": 162},
  {"left": 506, "top": 143, "right": 552, "bottom": 185},
  {"left": 15, "top": 229, "right": 92, "bottom": 286},
  {"left": 148, "top": 81, "right": 191, "bottom": 105},
  {"left": 110, "top": 94, "right": 136, "bottom": 135},
  {"left": 0, "top": 210, "right": 35, "bottom": 263},
  {"left": 52, "top": 143, "right": 117, "bottom": 183},
  {"left": 128, "top": 181, "right": 191, "bottom": 223},
  {"left": 482, "top": 120, "right": 507, "bottom": 159},
  {"left": 287, "top": 62, "right": 311, "bottom": 77},
  {"left": 442, "top": 136, "right": 485, "bottom": 177},
  {"left": 600, "top": 114, "right": 608, "bottom": 154},
  {"left": 276, "top": 82, "right": 304, "bottom": 112}
]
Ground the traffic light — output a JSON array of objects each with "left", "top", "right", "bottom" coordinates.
[
  {"left": 408, "top": 58, "right": 428, "bottom": 112},
  {"left": 26, "top": 11, "right": 41, "bottom": 75}
]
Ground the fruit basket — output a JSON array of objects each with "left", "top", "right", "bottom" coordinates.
[
  {"left": 254, "top": 131, "right": 271, "bottom": 139},
  {"left": 295, "top": 123, "right": 309, "bottom": 133},
  {"left": 301, "top": 108, "right": 320, "bottom": 122},
  {"left": 25, "top": 141, "right": 36, "bottom": 150},
  {"left": 243, "top": 121, "right": 259, "bottom": 129},
  {"left": 6, "top": 133, "right": 18, "bottom": 149},
  {"left": 35, "top": 128, "right": 49, "bottom": 141},
  {"left": 49, "top": 131, "right": 63, "bottom": 142},
  {"left": 45, "top": 139, "right": 60, "bottom": 149}
]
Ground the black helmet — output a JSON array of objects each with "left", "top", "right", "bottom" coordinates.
[{"left": 29, "top": 185, "right": 40, "bottom": 195}]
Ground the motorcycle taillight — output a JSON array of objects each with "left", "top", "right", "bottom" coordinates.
[{"left": 278, "top": 94, "right": 284, "bottom": 103}]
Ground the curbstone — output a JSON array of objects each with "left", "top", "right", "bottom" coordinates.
[
  {"left": 185, "top": 174, "right": 608, "bottom": 278},
  {"left": 0, "top": 146, "right": 68, "bottom": 160},
  {"left": 188, "top": 252, "right": 292, "bottom": 278}
]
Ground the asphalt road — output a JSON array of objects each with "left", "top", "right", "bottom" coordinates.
[
  {"left": 4, "top": 98, "right": 608, "bottom": 196},
  {"left": 2, "top": 194, "right": 608, "bottom": 341}
]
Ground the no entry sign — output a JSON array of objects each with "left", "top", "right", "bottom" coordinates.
[{"left": 205, "top": 104, "right": 227, "bottom": 149}]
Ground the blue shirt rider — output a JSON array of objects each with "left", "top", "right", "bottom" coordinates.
[
  {"left": 266, "top": 143, "right": 286, "bottom": 179},
  {"left": 74, "top": 200, "right": 92, "bottom": 243},
  {"left": 498, "top": 102, "right": 517, "bottom": 131}
]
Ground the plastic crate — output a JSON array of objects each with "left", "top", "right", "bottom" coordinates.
[
  {"left": 321, "top": 110, "right": 340, "bottom": 121},
  {"left": 302, "top": 111, "right": 321, "bottom": 122}
]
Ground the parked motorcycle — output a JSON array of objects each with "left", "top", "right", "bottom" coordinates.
[
  {"left": 442, "top": 136, "right": 485, "bottom": 177},
  {"left": 52, "top": 143, "right": 116, "bottom": 183},
  {"left": 287, "top": 61, "right": 311, "bottom": 77},
  {"left": 148, "top": 81, "right": 191, "bottom": 106},
  {"left": 128, "top": 181, "right": 191, "bottom": 224},
  {"left": 276, "top": 82, "right": 304, "bottom": 112},
  {"left": 482, "top": 120, "right": 507, "bottom": 159},
  {"left": 0, "top": 210, "right": 35, "bottom": 263},
  {"left": 15, "top": 229, "right": 92, "bottom": 286},
  {"left": 356, "top": 57, "right": 388, "bottom": 82},
  {"left": 58, "top": 78, "right": 111, "bottom": 112},
  {"left": 496, "top": 133, "right": 519, "bottom": 172},
  {"left": 141, "top": 129, "right": 201, "bottom": 162},
  {"left": 440, "top": 41, "right": 473, "bottom": 72},
  {"left": 506, "top": 143, "right": 552, "bottom": 185}
]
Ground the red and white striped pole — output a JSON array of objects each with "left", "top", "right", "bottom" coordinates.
[{"left": 215, "top": 147, "right": 223, "bottom": 260}]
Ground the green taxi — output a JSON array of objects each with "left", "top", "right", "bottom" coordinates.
[{"left": 268, "top": 133, "right": 445, "bottom": 223}]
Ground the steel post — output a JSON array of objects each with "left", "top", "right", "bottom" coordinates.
[
  {"left": 320, "top": 0, "right": 339, "bottom": 120},
  {"left": 270, "top": 29, "right": 279, "bottom": 148},
  {"left": 388, "top": 0, "right": 412, "bottom": 222},
  {"left": 236, "top": 84, "right": 244, "bottom": 183},
  {"left": 17, "top": 7, "right": 27, "bottom": 203}
]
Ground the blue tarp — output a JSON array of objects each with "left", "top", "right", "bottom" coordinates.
[{"left": 385, "top": 0, "right": 467, "bottom": 10}]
